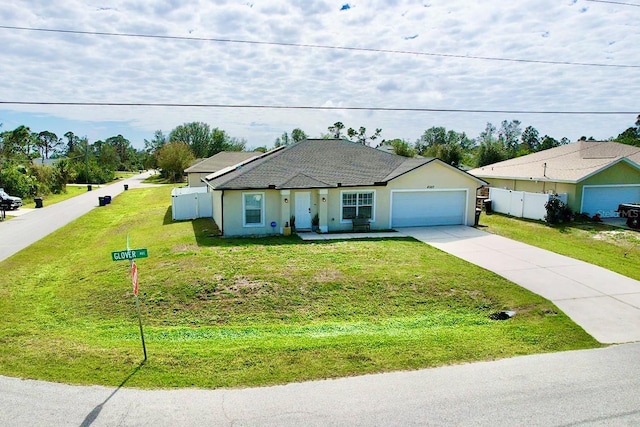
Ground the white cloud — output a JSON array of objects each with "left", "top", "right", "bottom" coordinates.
[{"left": 0, "top": 0, "right": 638, "bottom": 149}]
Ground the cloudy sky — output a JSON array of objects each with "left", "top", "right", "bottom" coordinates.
[{"left": 1, "top": 0, "right": 639, "bottom": 150}]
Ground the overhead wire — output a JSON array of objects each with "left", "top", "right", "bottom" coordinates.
[
  {"left": 585, "top": 0, "right": 640, "bottom": 7},
  {"left": 0, "top": 24, "right": 638, "bottom": 69},
  {"left": 0, "top": 101, "right": 636, "bottom": 115}
]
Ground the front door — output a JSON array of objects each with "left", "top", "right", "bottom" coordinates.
[{"left": 295, "top": 192, "right": 312, "bottom": 229}]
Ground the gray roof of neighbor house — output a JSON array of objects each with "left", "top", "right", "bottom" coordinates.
[
  {"left": 203, "top": 139, "right": 484, "bottom": 190},
  {"left": 184, "top": 151, "right": 260, "bottom": 173},
  {"left": 468, "top": 141, "right": 640, "bottom": 183}
]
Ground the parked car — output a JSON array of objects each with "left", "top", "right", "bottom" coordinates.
[
  {"left": 0, "top": 190, "right": 23, "bottom": 210},
  {"left": 617, "top": 203, "right": 640, "bottom": 229}
]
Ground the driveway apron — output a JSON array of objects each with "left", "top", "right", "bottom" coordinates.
[{"left": 398, "top": 226, "right": 640, "bottom": 344}]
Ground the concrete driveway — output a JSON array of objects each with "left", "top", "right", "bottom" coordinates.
[{"left": 398, "top": 226, "right": 640, "bottom": 344}]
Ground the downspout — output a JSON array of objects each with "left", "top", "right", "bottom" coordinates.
[
  {"left": 220, "top": 190, "right": 224, "bottom": 236},
  {"left": 202, "top": 177, "right": 223, "bottom": 236}
]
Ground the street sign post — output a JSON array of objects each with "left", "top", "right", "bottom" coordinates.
[
  {"left": 111, "top": 248, "right": 148, "bottom": 262},
  {"left": 131, "top": 261, "right": 139, "bottom": 296},
  {"left": 112, "top": 236, "right": 147, "bottom": 361}
]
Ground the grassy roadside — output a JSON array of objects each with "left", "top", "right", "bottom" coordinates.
[
  {"left": 20, "top": 171, "right": 141, "bottom": 208},
  {"left": 480, "top": 213, "right": 640, "bottom": 280},
  {"left": 0, "top": 186, "right": 600, "bottom": 389},
  {"left": 23, "top": 185, "right": 87, "bottom": 208}
]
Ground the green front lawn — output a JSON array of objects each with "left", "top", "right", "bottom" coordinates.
[
  {"left": 0, "top": 186, "right": 599, "bottom": 389},
  {"left": 480, "top": 213, "right": 640, "bottom": 280}
]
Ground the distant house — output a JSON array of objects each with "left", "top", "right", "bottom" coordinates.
[
  {"left": 202, "top": 139, "right": 486, "bottom": 236},
  {"left": 468, "top": 141, "right": 640, "bottom": 217},
  {"left": 184, "top": 152, "right": 259, "bottom": 187}
]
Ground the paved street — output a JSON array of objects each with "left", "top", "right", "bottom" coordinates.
[
  {"left": 0, "top": 172, "right": 156, "bottom": 263},
  {"left": 1, "top": 343, "right": 639, "bottom": 426}
]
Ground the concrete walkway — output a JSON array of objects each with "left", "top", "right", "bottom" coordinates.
[
  {"left": 298, "top": 231, "right": 400, "bottom": 240},
  {"left": 398, "top": 226, "right": 640, "bottom": 344}
]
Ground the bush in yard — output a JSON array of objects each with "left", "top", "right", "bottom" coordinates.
[
  {"left": 544, "top": 197, "right": 573, "bottom": 224},
  {"left": 0, "top": 163, "right": 35, "bottom": 198}
]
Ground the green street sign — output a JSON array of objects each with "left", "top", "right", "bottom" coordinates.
[{"left": 111, "top": 248, "right": 148, "bottom": 261}]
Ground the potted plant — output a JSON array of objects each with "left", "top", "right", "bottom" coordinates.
[
  {"left": 311, "top": 213, "right": 320, "bottom": 232},
  {"left": 290, "top": 215, "right": 296, "bottom": 232}
]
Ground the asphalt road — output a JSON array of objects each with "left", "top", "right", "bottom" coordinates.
[
  {"left": 1, "top": 343, "right": 639, "bottom": 426},
  {"left": 0, "top": 172, "right": 155, "bottom": 263}
]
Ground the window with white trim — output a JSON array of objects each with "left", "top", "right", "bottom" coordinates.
[
  {"left": 342, "top": 191, "right": 374, "bottom": 221},
  {"left": 243, "top": 192, "right": 265, "bottom": 227}
]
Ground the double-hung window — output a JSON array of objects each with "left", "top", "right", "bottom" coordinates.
[
  {"left": 341, "top": 191, "right": 374, "bottom": 221},
  {"left": 243, "top": 192, "right": 265, "bottom": 227}
]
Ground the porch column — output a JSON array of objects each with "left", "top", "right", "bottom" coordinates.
[
  {"left": 318, "top": 189, "right": 329, "bottom": 233},
  {"left": 280, "top": 190, "right": 291, "bottom": 233}
]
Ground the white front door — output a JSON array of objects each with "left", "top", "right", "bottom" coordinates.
[{"left": 295, "top": 192, "right": 312, "bottom": 229}]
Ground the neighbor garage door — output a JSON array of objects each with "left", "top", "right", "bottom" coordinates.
[
  {"left": 581, "top": 185, "right": 640, "bottom": 217},
  {"left": 391, "top": 190, "right": 466, "bottom": 227}
]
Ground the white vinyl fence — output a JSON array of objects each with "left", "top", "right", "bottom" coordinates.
[
  {"left": 171, "top": 187, "right": 213, "bottom": 220},
  {"left": 488, "top": 188, "right": 568, "bottom": 221}
]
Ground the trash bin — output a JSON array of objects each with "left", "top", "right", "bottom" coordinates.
[
  {"left": 104, "top": 195, "right": 111, "bottom": 204},
  {"left": 484, "top": 199, "right": 492, "bottom": 214},
  {"left": 34, "top": 197, "right": 43, "bottom": 208},
  {"left": 124, "top": 184, "right": 129, "bottom": 191},
  {"left": 474, "top": 208, "right": 481, "bottom": 226},
  {"left": 87, "top": 184, "right": 92, "bottom": 191},
  {"left": 98, "top": 196, "right": 105, "bottom": 206}
]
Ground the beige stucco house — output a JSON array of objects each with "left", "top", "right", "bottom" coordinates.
[
  {"left": 185, "top": 151, "right": 259, "bottom": 187},
  {"left": 468, "top": 141, "right": 640, "bottom": 217},
  {"left": 202, "top": 139, "right": 486, "bottom": 236}
]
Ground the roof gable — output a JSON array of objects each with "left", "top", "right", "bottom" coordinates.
[{"left": 468, "top": 141, "right": 640, "bottom": 183}]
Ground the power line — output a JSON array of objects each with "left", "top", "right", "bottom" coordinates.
[
  {"left": 0, "top": 24, "right": 638, "bottom": 69},
  {"left": 585, "top": 0, "right": 640, "bottom": 7},
  {"left": 0, "top": 100, "right": 637, "bottom": 115}
]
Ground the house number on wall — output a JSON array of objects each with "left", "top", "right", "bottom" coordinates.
[{"left": 426, "top": 185, "right": 435, "bottom": 189}]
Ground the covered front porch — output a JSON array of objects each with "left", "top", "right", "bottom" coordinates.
[{"left": 279, "top": 189, "right": 329, "bottom": 233}]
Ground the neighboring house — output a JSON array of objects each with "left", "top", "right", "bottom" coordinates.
[
  {"left": 32, "top": 157, "right": 65, "bottom": 166},
  {"left": 202, "top": 139, "right": 486, "bottom": 236},
  {"left": 468, "top": 141, "right": 640, "bottom": 217},
  {"left": 185, "top": 152, "right": 259, "bottom": 187}
]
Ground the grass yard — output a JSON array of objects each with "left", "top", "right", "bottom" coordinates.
[
  {"left": 23, "top": 185, "right": 88, "bottom": 208},
  {"left": 480, "top": 213, "right": 640, "bottom": 281},
  {"left": 0, "top": 186, "right": 599, "bottom": 389}
]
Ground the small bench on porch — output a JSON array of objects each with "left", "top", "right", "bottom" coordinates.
[{"left": 351, "top": 217, "right": 370, "bottom": 232}]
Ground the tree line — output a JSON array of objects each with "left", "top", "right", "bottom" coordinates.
[
  {"left": 2, "top": 116, "right": 638, "bottom": 194},
  {"left": 0, "top": 121, "right": 247, "bottom": 196}
]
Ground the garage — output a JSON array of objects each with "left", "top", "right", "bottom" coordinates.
[
  {"left": 391, "top": 190, "right": 467, "bottom": 227},
  {"left": 581, "top": 185, "right": 640, "bottom": 217}
]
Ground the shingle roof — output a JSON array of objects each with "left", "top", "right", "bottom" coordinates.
[
  {"left": 184, "top": 151, "right": 259, "bottom": 173},
  {"left": 204, "top": 139, "right": 441, "bottom": 190},
  {"left": 468, "top": 141, "right": 640, "bottom": 183}
]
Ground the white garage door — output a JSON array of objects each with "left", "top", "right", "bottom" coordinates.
[
  {"left": 391, "top": 190, "right": 466, "bottom": 227},
  {"left": 581, "top": 185, "right": 640, "bottom": 217}
]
